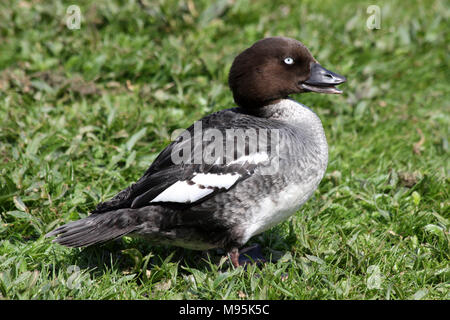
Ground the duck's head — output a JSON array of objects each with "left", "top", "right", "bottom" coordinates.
[{"left": 228, "top": 36, "right": 346, "bottom": 109}]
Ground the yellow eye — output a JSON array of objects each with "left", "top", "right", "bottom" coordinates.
[{"left": 284, "top": 57, "right": 294, "bottom": 65}]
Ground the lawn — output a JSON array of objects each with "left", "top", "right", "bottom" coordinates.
[{"left": 0, "top": 0, "right": 448, "bottom": 300}]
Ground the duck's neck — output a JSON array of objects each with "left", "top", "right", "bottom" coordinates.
[
  {"left": 250, "top": 97, "right": 328, "bottom": 156},
  {"left": 253, "top": 98, "right": 324, "bottom": 127}
]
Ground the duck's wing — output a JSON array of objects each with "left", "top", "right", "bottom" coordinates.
[{"left": 93, "top": 109, "right": 281, "bottom": 213}]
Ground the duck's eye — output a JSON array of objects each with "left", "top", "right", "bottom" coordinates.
[{"left": 284, "top": 57, "right": 294, "bottom": 65}]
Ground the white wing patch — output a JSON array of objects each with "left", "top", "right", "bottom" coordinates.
[
  {"left": 150, "top": 181, "right": 214, "bottom": 203},
  {"left": 229, "top": 152, "right": 269, "bottom": 165},
  {"left": 150, "top": 173, "right": 241, "bottom": 203},
  {"left": 214, "top": 152, "right": 269, "bottom": 166}
]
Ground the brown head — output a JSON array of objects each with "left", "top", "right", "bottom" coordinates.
[{"left": 228, "top": 37, "right": 346, "bottom": 109}]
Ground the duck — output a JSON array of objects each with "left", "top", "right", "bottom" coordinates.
[{"left": 46, "top": 36, "right": 346, "bottom": 267}]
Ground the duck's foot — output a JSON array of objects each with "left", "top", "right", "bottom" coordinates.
[{"left": 228, "top": 244, "right": 266, "bottom": 268}]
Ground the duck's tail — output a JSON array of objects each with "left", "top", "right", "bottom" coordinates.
[{"left": 45, "top": 207, "right": 153, "bottom": 248}]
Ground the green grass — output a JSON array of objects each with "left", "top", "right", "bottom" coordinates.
[{"left": 0, "top": 0, "right": 448, "bottom": 300}]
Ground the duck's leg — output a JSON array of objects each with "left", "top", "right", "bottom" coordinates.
[
  {"left": 229, "top": 247, "right": 240, "bottom": 268},
  {"left": 228, "top": 244, "right": 266, "bottom": 267}
]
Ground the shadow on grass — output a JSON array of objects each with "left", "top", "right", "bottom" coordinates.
[
  {"left": 61, "top": 231, "right": 296, "bottom": 281},
  {"left": 68, "top": 238, "right": 225, "bottom": 277}
]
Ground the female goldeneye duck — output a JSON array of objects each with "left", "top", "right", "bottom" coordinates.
[{"left": 46, "top": 36, "right": 346, "bottom": 268}]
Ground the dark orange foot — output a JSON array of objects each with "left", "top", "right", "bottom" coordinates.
[{"left": 228, "top": 244, "right": 266, "bottom": 268}]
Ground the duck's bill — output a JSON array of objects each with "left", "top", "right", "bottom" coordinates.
[
  {"left": 301, "top": 63, "right": 346, "bottom": 94},
  {"left": 301, "top": 83, "right": 343, "bottom": 94}
]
